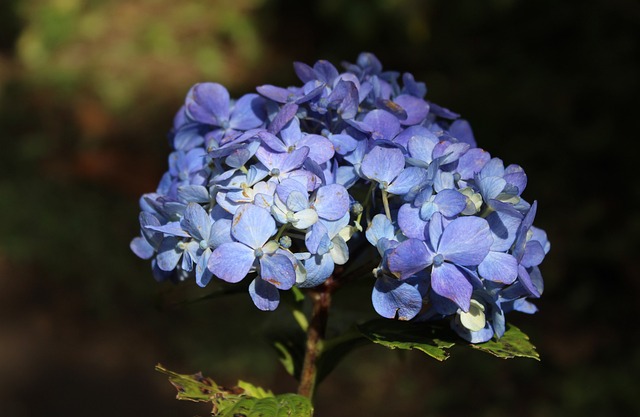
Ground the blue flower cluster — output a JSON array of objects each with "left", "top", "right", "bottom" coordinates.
[{"left": 131, "top": 53, "right": 549, "bottom": 342}]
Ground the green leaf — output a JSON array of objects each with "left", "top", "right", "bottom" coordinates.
[
  {"left": 217, "top": 394, "right": 313, "bottom": 417},
  {"left": 471, "top": 324, "right": 540, "bottom": 360},
  {"left": 357, "top": 319, "right": 456, "bottom": 361},
  {"left": 156, "top": 364, "right": 313, "bottom": 416}
]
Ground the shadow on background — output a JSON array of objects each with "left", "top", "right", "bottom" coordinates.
[{"left": 0, "top": 0, "right": 638, "bottom": 416}]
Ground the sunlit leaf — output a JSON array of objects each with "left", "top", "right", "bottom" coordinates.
[
  {"left": 155, "top": 364, "right": 313, "bottom": 416},
  {"left": 470, "top": 324, "right": 540, "bottom": 360},
  {"left": 357, "top": 319, "right": 456, "bottom": 361}
]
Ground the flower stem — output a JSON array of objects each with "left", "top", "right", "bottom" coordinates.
[{"left": 297, "top": 278, "right": 334, "bottom": 401}]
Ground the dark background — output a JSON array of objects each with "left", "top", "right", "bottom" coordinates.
[{"left": 0, "top": 0, "right": 637, "bottom": 416}]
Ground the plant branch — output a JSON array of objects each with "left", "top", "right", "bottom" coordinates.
[{"left": 297, "top": 277, "right": 335, "bottom": 401}]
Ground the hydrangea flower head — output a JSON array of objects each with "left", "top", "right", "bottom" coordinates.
[{"left": 132, "top": 52, "right": 549, "bottom": 342}]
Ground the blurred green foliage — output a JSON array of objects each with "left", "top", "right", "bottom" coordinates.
[{"left": 15, "top": 0, "right": 267, "bottom": 112}]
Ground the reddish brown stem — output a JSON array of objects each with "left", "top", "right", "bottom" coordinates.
[{"left": 297, "top": 278, "right": 334, "bottom": 400}]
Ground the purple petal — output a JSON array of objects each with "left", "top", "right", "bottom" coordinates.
[
  {"left": 156, "top": 238, "right": 183, "bottom": 271},
  {"left": 394, "top": 95, "right": 429, "bottom": 125},
  {"left": 249, "top": 277, "right": 280, "bottom": 311},
  {"left": 486, "top": 210, "right": 522, "bottom": 252},
  {"left": 305, "top": 221, "right": 330, "bottom": 255},
  {"left": 478, "top": 251, "right": 518, "bottom": 284},
  {"left": 504, "top": 164, "right": 527, "bottom": 195},
  {"left": 256, "top": 84, "right": 294, "bottom": 103},
  {"left": 313, "top": 184, "right": 349, "bottom": 221},
  {"left": 300, "top": 254, "right": 334, "bottom": 288},
  {"left": 145, "top": 221, "right": 190, "bottom": 238},
  {"left": 372, "top": 277, "right": 422, "bottom": 320},
  {"left": 362, "top": 109, "right": 401, "bottom": 140},
  {"left": 276, "top": 178, "right": 308, "bottom": 208},
  {"left": 185, "top": 82, "right": 230, "bottom": 125},
  {"left": 313, "top": 60, "right": 339, "bottom": 83},
  {"left": 130, "top": 237, "right": 155, "bottom": 260},
  {"left": 181, "top": 203, "right": 212, "bottom": 240},
  {"left": 208, "top": 242, "right": 255, "bottom": 283},
  {"left": 517, "top": 265, "right": 541, "bottom": 298},
  {"left": 361, "top": 145, "right": 405, "bottom": 184},
  {"left": 456, "top": 148, "right": 491, "bottom": 180},
  {"left": 397, "top": 204, "right": 428, "bottom": 239},
  {"left": 438, "top": 217, "right": 492, "bottom": 266},
  {"left": 433, "top": 189, "right": 467, "bottom": 218},
  {"left": 386, "top": 167, "right": 429, "bottom": 196},
  {"left": 448, "top": 119, "right": 476, "bottom": 147},
  {"left": 230, "top": 93, "right": 266, "bottom": 130},
  {"left": 387, "top": 238, "right": 431, "bottom": 279},
  {"left": 177, "top": 185, "right": 210, "bottom": 203},
  {"left": 231, "top": 204, "right": 276, "bottom": 249},
  {"left": 293, "top": 61, "right": 317, "bottom": 83},
  {"left": 259, "top": 253, "right": 296, "bottom": 290},
  {"left": 258, "top": 131, "right": 287, "bottom": 153},
  {"left": 521, "top": 240, "right": 546, "bottom": 267},
  {"left": 432, "top": 142, "right": 470, "bottom": 165},
  {"left": 431, "top": 263, "right": 472, "bottom": 311},
  {"left": 328, "top": 133, "right": 358, "bottom": 155},
  {"left": 366, "top": 214, "right": 396, "bottom": 246},
  {"left": 195, "top": 248, "right": 213, "bottom": 287},
  {"left": 296, "top": 134, "right": 335, "bottom": 164},
  {"left": 268, "top": 102, "right": 299, "bottom": 135}
]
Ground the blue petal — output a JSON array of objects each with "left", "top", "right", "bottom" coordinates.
[
  {"left": 362, "top": 109, "right": 401, "bottom": 140},
  {"left": 208, "top": 242, "right": 254, "bottom": 283},
  {"left": 394, "top": 94, "right": 429, "bottom": 126},
  {"left": 486, "top": 209, "right": 522, "bottom": 252},
  {"left": 177, "top": 185, "right": 210, "bottom": 203},
  {"left": 438, "top": 217, "right": 492, "bottom": 266},
  {"left": 268, "top": 102, "right": 299, "bottom": 135},
  {"left": 305, "top": 221, "right": 330, "bottom": 254},
  {"left": 181, "top": 203, "right": 211, "bottom": 241},
  {"left": 366, "top": 214, "right": 395, "bottom": 246},
  {"left": 478, "top": 251, "right": 518, "bottom": 284},
  {"left": 259, "top": 253, "right": 296, "bottom": 290},
  {"left": 314, "top": 184, "right": 349, "bottom": 221},
  {"left": 517, "top": 264, "right": 541, "bottom": 298},
  {"left": 195, "top": 248, "right": 213, "bottom": 287},
  {"left": 448, "top": 119, "right": 476, "bottom": 147},
  {"left": 276, "top": 178, "right": 308, "bottom": 208},
  {"left": 185, "top": 82, "right": 230, "bottom": 125},
  {"left": 478, "top": 176, "right": 507, "bottom": 201},
  {"left": 372, "top": 276, "right": 422, "bottom": 320},
  {"left": 456, "top": 148, "right": 491, "bottom": 180},
  {"left": 145, "top": 221, "right": 190, "bottom": 238},
  {"left": 431, "top": 263, "right": 472, "bottom": 311},
  {"left": 433, "top": 189, "right": 467, "bottom": 218},
  {"left": 229, "top": 93, "right": 266, "bottom": 130},
  {"left": 361, "top": 145, "right": 405, "bottom": 184},
  {"left": 397, "top": 204, "right": 428, "bottom": 239},
  {"left": 387, "top": 239, "right": 432, "bottom": 279},
  {"left": 299, "top": 254, "right": 334, "bottom": 288},
  {"left": 130, "top": 236, "right": 155, "bottom": 260},
  {"left": 522, "top": 240, "right": 546, "bottom": 267},
  {"left": 231, "top": 204, "right": 276, "bottom": 249},
  {"left": 386, "top": 167, "right": 429, "bottom": 196},
  {"left": 256, "top": 84, "right": 293, "bottom": 103},
  {"left": 296, "top": 134, "right": 335, "bottom": 164},
  {"left": 249, "top": 278, "right": 280, "bottom": 311},
  {"left": 156, "top": 237, "right": 183, "bottom": 271}
]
